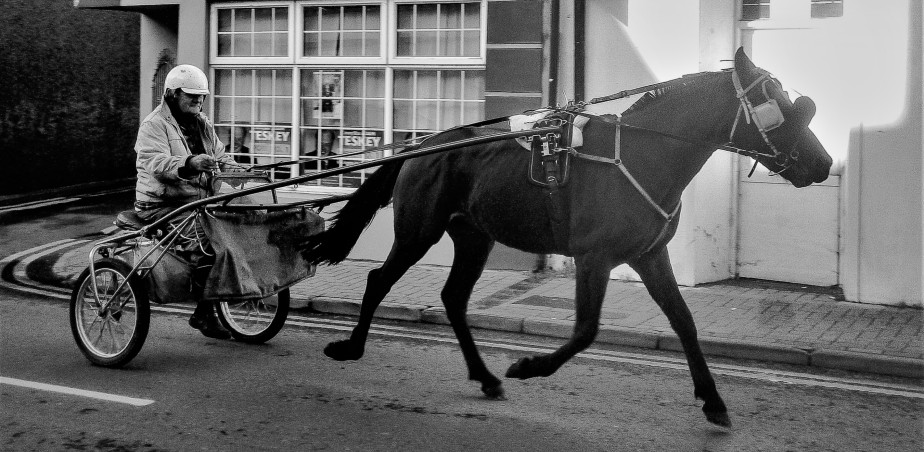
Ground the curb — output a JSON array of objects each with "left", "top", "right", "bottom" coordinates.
[{"left": 296, "top": 296, "right": 924, "bottom": 380}]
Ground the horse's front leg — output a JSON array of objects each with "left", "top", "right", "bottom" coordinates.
[
  {"left": 630, "top": 247, "right": 731, "bottom": 428},
  {"left": 505, "top": 253, "right": 610, "bottom": 379}
]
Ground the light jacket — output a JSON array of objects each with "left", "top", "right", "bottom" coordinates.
[{"left": 134, "top": 99, "right": 231, "bottom": 203}]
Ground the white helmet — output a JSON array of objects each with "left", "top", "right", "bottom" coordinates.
[{"left": 163, "top": 64, "right": 210, "bottom": 96}]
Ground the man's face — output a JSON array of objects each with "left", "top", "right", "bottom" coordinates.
[
  {"left": 232, "top": 128, "right": 247, "bottom": 152},
  {"left": 176, "top": 90, "right": 205, "bottom": 115}
]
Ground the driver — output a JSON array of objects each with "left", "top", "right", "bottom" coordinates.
[{"left": 133, "top": 64, "right": 235, "bottom": 340}]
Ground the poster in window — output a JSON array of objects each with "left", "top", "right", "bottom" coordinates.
[{"left": 313, "top": 71, "right": 343, "bottom": 120}]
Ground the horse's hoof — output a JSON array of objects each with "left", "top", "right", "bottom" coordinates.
[
  {"left": 323, "top": 340, "right": 364, "bottom": 361},
  {"left": 481, "top": 382, "right": 506, "bottom": 400},
  {"left": 505, "top": 357, "right": 538, "bottom": 379},
  {"left": 705, "top": 410, "right": 732, "bottom": 428}
]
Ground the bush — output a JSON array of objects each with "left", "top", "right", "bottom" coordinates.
[{"left": 0, "top": 0, "right": 139, "bottom": 195}]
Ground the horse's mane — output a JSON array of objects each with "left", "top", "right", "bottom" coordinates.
[{"left": 621, "top": 70, "right": 731, "bottom": 117}]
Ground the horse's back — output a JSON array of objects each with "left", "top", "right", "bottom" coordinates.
[{"left": 392, "top": 128, "right": 562, "bottom": 254}]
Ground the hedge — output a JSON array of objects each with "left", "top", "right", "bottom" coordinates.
[{"left": 0, "top": 0, "right": 140, "bottom": 195}]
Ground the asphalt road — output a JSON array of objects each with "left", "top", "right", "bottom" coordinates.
[
  {"left": 2, "top": 291, "right": 923, "bottom": 451},
  {"left": 1, "top": 191, "right": 922, "bottom": 451}
]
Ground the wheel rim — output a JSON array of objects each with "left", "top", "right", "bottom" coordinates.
[
  {"left": 74, "top": 268, "right": 138, "bottom": 358},
  {"left": 218, "top": 296, "right": 279, "bottom": 336}
]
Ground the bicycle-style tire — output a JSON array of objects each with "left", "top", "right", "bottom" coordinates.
[
  {"left": 215, "top": 289, "right": 289, "bottom": 344},
  {"left": 69, "top": 258, "right": 150, "bottom": 367}
]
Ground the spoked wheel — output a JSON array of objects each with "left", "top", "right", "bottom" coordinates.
[
  {"left": 69, "top": 258, "right": 150, "bottom": 367},
  {"left": 215, "top": 289, "right": 289, "bottom": 344}
]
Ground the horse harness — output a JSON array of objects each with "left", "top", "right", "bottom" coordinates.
[{"left": 517, "top": 67, "right": 795, "bottom": 256}]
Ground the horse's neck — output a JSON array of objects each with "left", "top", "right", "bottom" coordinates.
[{"left": 620, "top": 76, "right": 738, "bottom": 203}]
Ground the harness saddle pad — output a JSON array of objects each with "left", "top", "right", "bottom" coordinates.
[{"left": 509, "top": 109, "right": 590, "bottom": 151}]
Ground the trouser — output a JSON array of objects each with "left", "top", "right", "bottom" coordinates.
[{"left": 135, "top": 201, "right": 213, "bottom": 301}]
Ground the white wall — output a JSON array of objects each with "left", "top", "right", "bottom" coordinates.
[
  {"left": 139, "top": 12, "right": 177, "bottom": 119},
  {"left": 841, "top": 1, "right": 922, "bottom": 306},
  {"left": 582, "top": 0, "right": 737, "bottom": 286}
]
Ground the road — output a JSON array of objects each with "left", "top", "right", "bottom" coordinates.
[
  {"left": 1, "top": 191, "right": 923, "bottom": 451},
  {"left": 3, "top": 291, "right": 923, "bottom": 451}
]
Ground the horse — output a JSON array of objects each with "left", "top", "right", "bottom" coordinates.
[{"left": 300, "top": 48, "right": 832, "bottom": 428}]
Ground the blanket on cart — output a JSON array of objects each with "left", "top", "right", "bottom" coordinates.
[{"left": 201, "top": 206, "right": 325, "bottom": 301}]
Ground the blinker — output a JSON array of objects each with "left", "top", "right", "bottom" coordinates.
[{"left": 751, "top": 99, "right": 784, "bottom": 132}]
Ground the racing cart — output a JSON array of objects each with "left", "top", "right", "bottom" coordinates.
[{"left": 69, "top": 171, "right": 330, "bottom": 367}]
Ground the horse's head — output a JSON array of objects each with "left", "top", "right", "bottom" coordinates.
[{"left": 731, "top": 48, "right": 832, "bottom": 188}]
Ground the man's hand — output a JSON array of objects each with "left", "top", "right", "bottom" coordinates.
[{"left": 188, "top": 154, "right": 218, "bottom": 172}]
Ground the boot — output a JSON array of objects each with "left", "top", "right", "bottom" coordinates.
[{"left": 189, "top": 299, "right": 231, "bottom": 340}]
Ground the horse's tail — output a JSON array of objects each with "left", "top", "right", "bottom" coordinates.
[{"left": 300, "top": 159, "right": 405, "bottom": 265}]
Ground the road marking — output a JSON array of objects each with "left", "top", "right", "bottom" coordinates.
[
  {"left": 0, "top": 239, "right": 82, "bottom": 299},
  {"left": 4, "top": 267, "right": 921, "bottom": 402},
  {"left": 0, "top": 197, "right": 80, "bottom": 214},
  {"left": 279, "top": 314, "right": 924, "bottom": 401},
  {"left": 13, "top": 239, "right": 89, "bottom": 284},
  {"left": 0, "top": 376, "right": 155, "bottom": 406}
]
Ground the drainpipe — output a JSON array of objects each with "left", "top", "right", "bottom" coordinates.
[
  {"left": 536, "top": 0, "right": 562, "bottom": 273},
  {"left": 548, "top": 0, "right": 560, "bottom": 105},
  {"left": 574, "top": 0, "right": 586, "bottom": 102}
]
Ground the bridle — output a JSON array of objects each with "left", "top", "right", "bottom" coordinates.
[
  {"left": 548, "top": 67, "right": 803, "bottom": 255},
  {"left": 572, "top": 67, "right": 798, "bottom": 168},
  {"left": 730, "top": 68, "right": 800, "bottom": 174}
]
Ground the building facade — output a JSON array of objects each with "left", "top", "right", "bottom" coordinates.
[{"left": 75, "top": 0, "right": 923, "bottom": 307}]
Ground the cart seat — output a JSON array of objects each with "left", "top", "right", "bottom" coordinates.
[{"left": 114, "top": 210, "right": 146, "bottom": 231}]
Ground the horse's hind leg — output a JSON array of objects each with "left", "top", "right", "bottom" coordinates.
[
  {"left": 443, "top": 218, "right": 503, "bottom": 399},
  {"left": 630, "top": 247, "right": 731, "bottom": 428},
  {"left": 323, "top": 238, "right": 435, "bottom": 361}
]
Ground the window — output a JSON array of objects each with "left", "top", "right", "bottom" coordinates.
[
  {"left": 393, "top": 69, "right": 484, "bottom": 136},
  {"left": 214, "top": 68, "right": 294, "bottom": 180},
  {"left": 741, "top": 0, "right": 771, "bottom": 20},
  {"left": 211, "top": 1, "right": 486, "bottom": 191},
  {"left": 217, "top": 7, "right": 290, "bottom": 57},
  {"left": 741, "top": 0, "right": 845, "bottom": 21},
  {"left": 302, "top": 5, "right": 381, "bottom": 57},
  {"left": 396, "top": 2, "right": 481, "bottom": 57},
  {"left": 810, "top": 0, "right": 843, "bottom": 18},
  {"left": 299, "top": 68, "right": 386, "bottom": 187}
]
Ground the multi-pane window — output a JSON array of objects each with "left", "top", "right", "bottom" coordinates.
[
  {"left": 214, "top": 69, "right": 294, "bottom": 180},
  {"left": 211, "top": 1, "right": 486, "bottom": 190},
  {"left": 217, "top": 7, "right": 289, "bottom": 57},
  {"left": 303, "top": 5, "right": 381, "bottom": 57},
  {"left": 741, "top": 0, "right": 771, "bottom": 20},
  {"left": 396, "top": 2, "right": 481, "bottom": 57},
  {"left": 393, "top": 70, "right": 484, "bottom": 137},
  {"left": 299, "top": 69, "right": 386, "bottom": 187},
  {"left": 741, "top": 0, "right": 845, "bottom": 20},
  {"left": 810, "top": 0, "right": 843, "bottom": 18}
]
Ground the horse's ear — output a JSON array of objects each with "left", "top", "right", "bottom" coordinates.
[
  {"left": 792, "top": 96, "right": 817, "bottom": 126},
  {"left": 734, "top": 47, "right": 756, "bottom": 74}
]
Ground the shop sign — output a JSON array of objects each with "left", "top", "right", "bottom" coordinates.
[
  {"left": 340, "top": 130, "right": 383, "bottom": 150},
  {"left": 252, "top": 128, "right": 291, "bottom": 155}
]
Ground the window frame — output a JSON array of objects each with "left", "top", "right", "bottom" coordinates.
[
  {"left": 210, "top": 2, "right": 297, "bottom": 65},
  {"left": 295, "top": 0, "right": 389, "bottom": 65},
  {"left": 388, "top": 0, "right": 486, "bottom": 67},
  {"left": 210, "top": 0, "right": 487, "bottom": 194},
  {"left": 739, "top": 0, "right": 846, "bottom": 27}
]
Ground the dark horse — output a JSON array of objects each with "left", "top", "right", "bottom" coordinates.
[{"left": 301, "top": 49, "right": 832, "bottom": 427}]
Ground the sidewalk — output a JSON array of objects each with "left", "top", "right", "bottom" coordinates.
[{"left": 35, "top": 239, "right": 924, "bottom": 380}]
